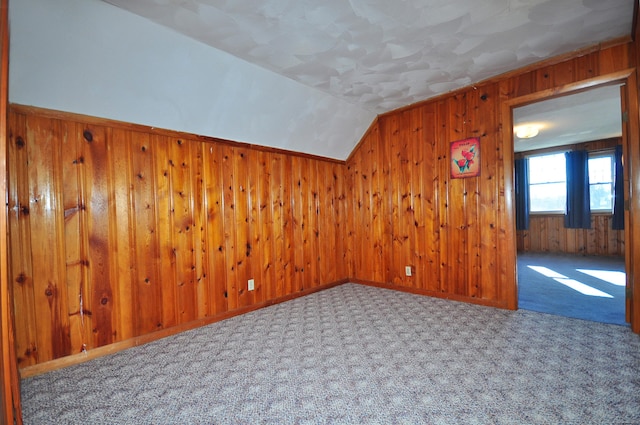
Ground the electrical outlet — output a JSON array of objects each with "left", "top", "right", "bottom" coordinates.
[
  {"left": 248, "top": 279, "right": 255, "bottom": 291},
  {"left": 405, "top": 266, "right": 412, "bottom": 277}
]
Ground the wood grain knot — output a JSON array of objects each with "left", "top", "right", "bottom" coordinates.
[
  {"left": 15, "top": 136, "right": 25, "bottom": 148},
  {"left": 83, "top": 130, "right": 93, "bottom": 142},
  {"left": 101, "top": 297, "right": 108, "bottom": 305}
]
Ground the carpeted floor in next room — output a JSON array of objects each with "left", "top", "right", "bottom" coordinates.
[
  {"left": 21, "top": 283, "right": 640, "bottom": 424},
  {"left": 517, "top": 252, "right": 627, "bottom": 326}
]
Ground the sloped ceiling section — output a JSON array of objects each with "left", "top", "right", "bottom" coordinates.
[
  {"left": 10, "top": 0, "right": 634, "bottom": 160},
  {"left": 9, "top": 0, "right": 375, "bottom": 159}
]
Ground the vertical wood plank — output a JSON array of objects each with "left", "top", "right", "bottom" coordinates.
[
  {"left": 190, "top": 142, "right": 208, "bottom": 319},
  {"left": 411, "top": 108, "right": 426, "bottom": 290},
  {"left": 221, "top": 146, "right": 237, "bottom": 311},
  {"left": 436, "top": 100, "right": 450, "bottom": 294},
  {"left": 291, "top": 156, "right": 305, "bottom": 292},
  {"left": 60, "top": 122, "right": 85, "bottom": 355},
  {"left": 246, "top": 149, "right": 261, "bottom": 304},
  {"left": 153, "top": 135, "right": 177, "bottom": 329},
  {"left": 203, "top": 143, "right": 228, "bottom": 316},
  {"left": 26, "top": 115, "right": 71, "bottom": 362},
  {"left": 109, "top": 128, "right": 135, "bottom": 342},
  {"left": 270, "top": 153, "right": 285, "bottom": 299},
  {"left": 422, "top": 110, "right": 440, "bottom": 292},
  {"left": 477, "top": 85, "right": 499, "bottom": 301},
  {"left": 129, "top": 132, "right": 162, "bottom": 335},
  {"left": 169, "top": 137, "right": 197, "bottom": 323},
  {"left": 465, "top": 91, "right": 481, "bottom": 299},
  {"left": 7, "top": 112, "right": 37, "bottom": 367},
  {"left": 333, "top": 160, "right": 350, "bottom": 280},
  {"left": 81, "top": 124, "right": 114, "bottom": 348},
  {"left": 233, "top": 148, "right": 252, "bottom": 307},
  {"left": 281, "top": 155, "right": 295, "bottom": 297},
  {"left": 257, "top": 151, "right": 274, "bottom": 300},
  {"left": 447, "top": 93, "right": 468, "bottom": 296}
]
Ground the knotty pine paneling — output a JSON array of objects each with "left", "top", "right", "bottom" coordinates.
[
  {"left": 8, "top": 106, "right": 346, "bottom": 368},
  {"left": 517, "top": 215, "right": 625, "bottom": 256},
  {"left": 348, "top": 89, "right": 505, "bottom": 305},
  {"left": 346, "top": 40, "right": 633, "bottom": 307}
]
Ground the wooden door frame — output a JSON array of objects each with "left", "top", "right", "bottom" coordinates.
[
  {"left": 501, "top": 69, "right": 640, "bottom": 333},
  {"left": 1, "top": 0, "right": 22, "bottom": 422}
]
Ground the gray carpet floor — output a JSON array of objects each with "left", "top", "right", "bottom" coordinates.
[{"left": 21, "top": 283, "right": 640, "bottom": 424}]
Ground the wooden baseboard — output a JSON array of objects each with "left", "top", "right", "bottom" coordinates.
[
  {"left": 20, "top": 278, "right": 508, "bottom": 377},
  {"left": 351, "top": 279, "right": 509, "bottom": 310},
  {"left": 19, "top": 279, "right": 349, "bottom": 378}
]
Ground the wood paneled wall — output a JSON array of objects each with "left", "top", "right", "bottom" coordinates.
[
  {"left": 517, "top": 215, "right": 624, "bottom": 256},
  {"left": 346, "top": 41, "right": 633, "bottom": 308},
  {"left": 347, "top": 89, "right": 506, "bottom": 306},
  {"left": 7, "top": 106, "right": 349, "bottom": 368}
]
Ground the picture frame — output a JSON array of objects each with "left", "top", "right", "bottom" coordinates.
[{"left": 451, "top": 137, "right": 480, "bottom": 179}]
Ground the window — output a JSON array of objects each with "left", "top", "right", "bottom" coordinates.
[
  {"left": 528, "top": 153, "right": 566, "bottom": 213},
  {"left": 588, "top": 153, "right": 614, "bottom": 212},
  {"left": 527, "top": 150, "right": 616, "bottom": 213}
]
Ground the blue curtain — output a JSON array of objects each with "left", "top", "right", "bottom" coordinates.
[
  {"left": 564, "top": 150, "right": 591, "bottom": 229},
  {"left": 612, "top": 145, "right": 624, "bottom": 230},
  {"left": 515, "top": 158, "right": 529, "bottom": 230}
]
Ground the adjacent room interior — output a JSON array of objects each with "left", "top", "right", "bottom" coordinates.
[
  {"left": 513, "top": 85, "right": 628, "bottom": 326},
  {"left": 2, "top": 0, "right": 640, "bottom": 424}
]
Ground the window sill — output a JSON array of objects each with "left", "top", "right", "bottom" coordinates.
[
  {"left": 530, "top": 212, "right": 564, "bottom": 216},
  {"left": 528, "top": 212, "right": 613, "bottom": 217}
]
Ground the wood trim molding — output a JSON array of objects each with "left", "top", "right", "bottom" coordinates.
[
  {"left": 502, "top": 69, "right": 636, "bottom": 110},
  {"left": 1, "top": 0, "right": 22, "bottom": 422},
  {"left": 351, "top": 279, "right": 508, "bottom": 309}
]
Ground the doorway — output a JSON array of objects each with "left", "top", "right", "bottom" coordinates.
[{"left": 503, "top": 74, "right": 634, "bottom": 327}]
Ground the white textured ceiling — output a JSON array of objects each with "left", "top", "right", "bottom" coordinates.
[{"left": 104, "top": 0, "right": 633, "bottom": 116}]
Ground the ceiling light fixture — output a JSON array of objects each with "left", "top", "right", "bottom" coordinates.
[{"left": 515, "top": 125, "right": 539, "bottom": 139}]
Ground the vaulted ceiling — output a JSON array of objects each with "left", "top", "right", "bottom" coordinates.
[{"left": 9, "top": 0, "right": 635, "bottom": 159}]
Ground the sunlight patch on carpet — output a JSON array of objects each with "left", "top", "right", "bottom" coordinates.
[
  {"left": 527, "top": 265, "right": 614, "bottom": 298},
  {"left": 526, "top": 265, "right": 564, "bottom": 279},
  {"left": 577, "top": 269, "right": 626, "bottom": 287}
]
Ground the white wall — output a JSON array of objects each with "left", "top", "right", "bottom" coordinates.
[{"left": 9, "top": 0, "right": 376, "bottom": 160}]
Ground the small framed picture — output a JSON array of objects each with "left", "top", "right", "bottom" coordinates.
[{"left": 451, "top": 137, "right": 480, "bottom": 179}]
